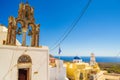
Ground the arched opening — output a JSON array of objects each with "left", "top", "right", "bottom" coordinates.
[
  {"left": 28, "top": 23, "right": 36, "bottom": 47},
  {"left": 26, "top": 25, "right": 33, "bottom": 46},
  {"left": 16, "top": 20, "right": 27, "bottom": 46},
  {"left": 87, "top": 73, "right": 90, "bottom": 79},
  {"left": 79, "top": 73, "right": 83, "bottom": 80},
  {"left": 16, "top": 22, "right": 22, "bottom": 44},
  {"left": 18, "top": 54, "right": 32, "bottom": 80},
  {"left": 89, "top": 75, "right": 94, "bottom": 80}
]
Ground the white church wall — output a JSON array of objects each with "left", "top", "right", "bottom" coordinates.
[
  {"left": 49, "top": 60, "right": 66, "bottom": 80},
  {"left": 0, "top": 45, "right": 49, "bottom": 80},
  {"left": 0, "top": 25, "right": 21, "bottom": 46},
  {"left": 0, "top": 25, "right": 7, "bottom": 45},
  {"left": 49, "top": 67, "right": 57, "bottom": 80}
]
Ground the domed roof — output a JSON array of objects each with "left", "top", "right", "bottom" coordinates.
[{"left": 74, "top": 56, "right": 81, "bottom": 60}]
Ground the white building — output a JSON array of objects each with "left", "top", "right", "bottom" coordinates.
[
  {"left": 0, "top": 2, "right": 49, "bottom": 80},
  {"left": 49, "top": 57, "right": 68, "bottom": 80},
  {"left": 0, "top": 45, "right": 49, "bottom": 80}
]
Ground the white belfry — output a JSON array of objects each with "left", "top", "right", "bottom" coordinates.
[{"left": 90, "top": 53, "right": 96, "bottom": 66}]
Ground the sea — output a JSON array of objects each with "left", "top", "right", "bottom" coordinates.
[{"left": 54, "top": 56, "right": 120, "bottom": 63}]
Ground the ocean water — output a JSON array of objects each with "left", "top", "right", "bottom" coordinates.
[{"left": 54, "top": 56, "right": 120, "bottom": 63}]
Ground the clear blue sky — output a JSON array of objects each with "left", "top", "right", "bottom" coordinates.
[{"left": 0, "top": 0, "right": 120, "bottom": 56}]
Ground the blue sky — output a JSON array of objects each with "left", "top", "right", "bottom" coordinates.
[{"left": 0, "top": 0, "right": 120, "bottom": 56}]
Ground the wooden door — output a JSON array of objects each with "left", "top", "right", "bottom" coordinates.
[{"left": 18, "top": 69, "right": 28, "bottom": 80}]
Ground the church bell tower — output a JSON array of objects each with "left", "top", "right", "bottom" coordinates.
[
  {"left": 90, "top": 53, "right": 96, "bottom": 66},
  {"left": 6, "top": 2, "right": 40, "bottom": 47}
]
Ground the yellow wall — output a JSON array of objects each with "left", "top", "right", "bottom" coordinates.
[{"left": 65, "top": 62, "right": 100, "bottom": 80}]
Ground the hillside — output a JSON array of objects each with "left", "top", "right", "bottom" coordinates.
[{"left": 98, "top": 63, "right": 120, "bottom": 74}]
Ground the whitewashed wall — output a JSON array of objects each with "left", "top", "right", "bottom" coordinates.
[
  {"left": 0, "top": 25, "right": 21, "bottom": 46},
  {"left": 0, "top": 25, "right": 7, "bottom": 45},
  {"left": 49, "top": 60, "right": 66, "bottom": 80},
  {"left": 0, "top": 45, "right": 49, "bottom": 80}
]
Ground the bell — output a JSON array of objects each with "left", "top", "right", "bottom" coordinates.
[
  {"left": 17, "top": 27, "right": 22, "bottom": 35},
  {"left": 28, "top": 29, "right": 32, "bottom": 36}
]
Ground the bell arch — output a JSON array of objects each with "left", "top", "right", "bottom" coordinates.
[
  {"left": 16, "top": 19, "right": 25, "bottom": 27},
  {"left": 6, "top": 3, "right": 40, "bottom": 47},
  {"left": 30, "top": 23, "right": 36, "bottom": 47},
  {"left": 16, "top": 19, "right": 27, "bottom": 46}
]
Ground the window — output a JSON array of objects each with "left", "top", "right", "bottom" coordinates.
[{"left": 18, "top": 54, "right": 32, "bottom": 64}]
